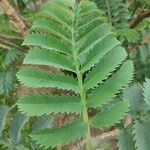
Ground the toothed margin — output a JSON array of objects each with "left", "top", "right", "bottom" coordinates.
[
  {"left": 30, "top": 120, "right": 87, "bottom": 149},
  {"left": 90, "top": 101, "right": 130, "bottom": 129},
  {"left": 88, "top": 62, "right": 134, "bottom": 109}
]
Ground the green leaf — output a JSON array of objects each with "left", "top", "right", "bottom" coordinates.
[
  {"left": 133, "top": 120, "right": 150, "bottom": 150},
  {"left": 32, "top": 116, "right": 54, "bottom": 132},
  {"left": 88, "top": 61, "right": 134, "bottom": 108},
  {"left": 24, "top": 48, "right": 75, "bottom": 72},
  {"left": 94, "top": 0, "right": 130, "bottom": 28},
  {"left": 143, "top": 78, "right": 150, "bottom": 105},
  {"left": 76, "top": 1, "right": 101, "bottom": 31},
  {"left": 31, "top": 19, "right": 71, "bottom": 43},
  {"left": 22, "top": 33, "right": 71, "bottom": 55},
  {"left": 9, "top": 112, "right": 29, "bottom": 144},
  {"left": 90, "top": 101, "right": 129, "bottom": 129},
  {"left": 0, "top": 70, "right": 16, "bottom": 96},
  {"left": 17, "top": 94, "right": 83, "bottom": 116},
  {"left": 0, "top": 105, "right": 9, "bottom": 137},
  {"left": 118, "top": 130, "right": 135, "bottom": 150},
  {"left": 76, "top": 14, "right": 106, "bottom": 41},
  {"left": 77, "top": 0, "right": 97, "bottom": 15},
  {"left": 76, "top": 15, "right": 106, "bottom": 42},
  {"left": 31, "top": 116, "right": 54, "bottom": 150},
  {"left": 16, "top": 0, "right": 134, "bottom": 148},
  {"left": 81, "top": 30, "right": 120, "bottom": 73},
  {"left": 2, "top": 49, "right": 21, "bottom": 68},
  {"left": 78, "top": 24, "right": 112, "bottom": 56},
  {"left": 123, "top": 83, "right": 144, "bottom": 118},
  {"left": 17, "top": 67, "right": 79, "bottom": 93},
  {"left": 41, "top": 1, "right": 73, "bottom": 25},
  {"left": 116, "top": 28, "right": 140, "bottom": 43},
  {"left": 84, "top": 46, "right": 127, "bottom": 89},
  {"left": 31, "top": 120, "right": 87, "bottom": 148},
  {"left": 38, "top": 1, "right": 73, "bottom": 31}
]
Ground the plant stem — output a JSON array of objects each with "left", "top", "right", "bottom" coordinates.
[
  {"left": 77, "top": 69, "right": 92, "bottom": 150},
  {"left": 13, "top": 0, "right": 19, "bottom": 13},
  {"left": 71, "top": 4, "right": 92, "bottom": 149},
  {"left": 0, "top": 0, "right": 27, "bottom": 37},
  {"left": 73, "top": 50, "right": 92, "bottom": 150}
]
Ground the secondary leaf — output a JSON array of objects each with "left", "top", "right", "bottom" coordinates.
[
  {"left": 0, "top": 70, "right": 16, "bottom": 95},
  {"left": 40, "top": 1, "right": 73, "bottom": 29},
  {"left": 0, "top": 105, "right": 9, "bottom": 137},
  {"left": 76, "top": 16, "right": 106, "bottom": 42},
  {"left": 78, "top": 24, "right": 111, "bottom": 56},
  {"left": 17, "top": 94, "right": 83, "bottom": 116},
  {"left": 90, "top": 101, "right": 129, "bottom": 129},
  {"left": 22, "top": 33, "right": 71, "bottom": 55},
  {"left": 118, "top": 130, "right": 135, "bottom": 150},
  {"left": 123, "top": 83, "right": 144, "bottom": 118},
  {"left": 2, "top": 49, "right": 21, "bottom": 68},
  {"left": 31, "top": 19, "right": 71, "bottom": 43},
  {"left": 32, "top": 116, "right": 54, "bottom": 132},
  {"left": 133, "top": 120, "right": 150, "bottom": 150},
  {"left": 88, "top": 61, "right": 133, "bottom": 108},
  {"left": 24, "top": 48, "right": 75, "bottom": 72},
  {"left": 31, "top": 116, "right": 54, "bottom": 150},
  {"left": 94, "top": 0, "right": 130, "bottom": 28},
  {"left": 84, "top": 46, "right": 127, "bottom": 89},
  {"left": 81, "top": 33, "right": 120, "bottom": 73},
  {"left": 31, "top": 120, "right": 87, "bottom": 148},
  {"left": 143, "top": 78, "right": 150, "bottom": 105},
  {"left": 17, "top": 67, "right": 79, "bottom": 93},
  {"left": 9, "top": 112, "right": 29, "bottom": 144}
]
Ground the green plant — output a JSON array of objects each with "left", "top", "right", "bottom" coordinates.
[
  {"left": 16, "top": 0, "right": 134, "bottom": 149},
  {"left": 94, "top": 0, "right": 130, "bottom": 28},
  {"left": 0, "top": 104, "right": 54, "bottom": 150},
  {"left": 118, "top": 79, "right": 150, "bottom": 150},
  {"left": 0, "top": 105, "right": 29, "bottom": 149},
  {"left": 129, "top": 29, "right": 150, "bottom": 80},
  {"left": 93, "top": 0, "right": 141, "bottom": 50},
  {"left": 0, "top": 47, "right": 23, "bottom": 96}
]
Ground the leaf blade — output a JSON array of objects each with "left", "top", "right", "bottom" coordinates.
[
  {"left": 9, "top": 112, "right": 29, "bottom": 144},
  {"left": 17, "top": 94, "right": 83, "bottom": 116},
  {"left": 90, "top": 101, "right": 129, "bottom": 129},
  {"left": 22, "top": 33, "right": 71, "bottom": 55},
  {"left": 133, "top": 120, "right": 150, "bottom": 150},
  {"left": 84, "top": 46, "right": 127, "bottom": 89},
  {"left": 118, "top": 130, "right": 135, "bottom": 150},
  {"left": 143, "top": 78, "right": 150, "bottom": 105},
  {"left": 88, "top": 61, "right": 134, "bottom": 108},
  {"left": 0, "top": 105, "right": 9, "bottom": 137},
  {"left": 17, "top": 68, "right": 79, "bottom": 93},
  {"left": 24, "top": 48, "right": 76, "bottom": 72},
  {"left": 31, "top": 120, "right": 87, "bottom": 148}
]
